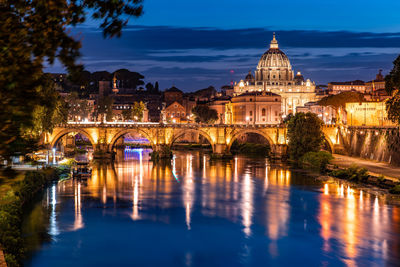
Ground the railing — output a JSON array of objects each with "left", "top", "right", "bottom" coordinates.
[{"left": 62, "top": 121, "right": 288, "bottom": 129}]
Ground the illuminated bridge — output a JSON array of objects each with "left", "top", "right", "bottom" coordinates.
[{"left": 42, "top": 122, "right": 342, "bottom": 159}]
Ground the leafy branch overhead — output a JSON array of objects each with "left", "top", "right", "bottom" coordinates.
[
  {"left": 385, "top": 55, "right": 400, "bottom": 125},
  {"left": 0, "top": 0, "right": 143, "bottom": 160}
]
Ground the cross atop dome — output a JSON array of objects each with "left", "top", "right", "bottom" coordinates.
[{"left": 270, "top": 32, "right": 279, "bottom": 49}]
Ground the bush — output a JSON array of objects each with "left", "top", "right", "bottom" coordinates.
[
  {"left": 389, "top": 185, "right": 400, "bottom": 194},
  {"left": 299, "top": 151, "right": 333, "bottom": 172},
  {"left": 331, "top": 165, "right": 369, "bottom": 182}
]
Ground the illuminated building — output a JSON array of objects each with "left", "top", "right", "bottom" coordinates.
[
  {"left": 225, "top": 91, "right": 282, "bottom": 124},
  {"left": 165, "top": 101, "right": 187, "bottom": 123},
  {"left": 346, "top": 101, "right": 395, "bottom": 126},
  {"left": 327, "top": 80, "right": 366, "bottom": 94},
  {"left": 365, "top": 70, "right": 385, "bottom": 93},
  {"left": 233, "top": 33, "right": 317, "bottom": 115},
  {"left": 297, "top": 102, "right": 337, "bottom": 125}
]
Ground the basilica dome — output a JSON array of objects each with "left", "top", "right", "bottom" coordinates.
[{"left": 257, "top": 33, "right": 292, "bottom": 69}]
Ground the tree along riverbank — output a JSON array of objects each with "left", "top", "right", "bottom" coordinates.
[{"left": 0, "top": 165, "right": 70, "bottom": 267}]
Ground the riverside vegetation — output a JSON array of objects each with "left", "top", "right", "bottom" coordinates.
[
  {"left": 287, "top": 112, "right": 400, "bottom": 194},
  {"left": 0, "top": 164, "right": 70, "bottom": 267}
]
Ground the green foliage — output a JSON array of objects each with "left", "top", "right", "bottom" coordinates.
[
  {"left": 31, "top": 74, "right": 68, "bottom": 134},
  {"left": 192, "top": 105, "right": 219, "bottom": 124},
  {"left": 386, "top": 92, "right": 400, "bottom": 125},
  {"left": 385, "top": 55, "right": 400, "bottom": 125},
  {"left": 299, "top": 151, "right": 333, "bottom": 172},
  {"left": 121, "top": 101, "right": 146, "bottom": 121},
  {"left": 318, "top": 91, "right": 365, "bottom": 111},
  {"left": 283, "top": 113, "right": 294, "bottom": 124},
  {"left": 385, "top": 55, "right": 400, "bottom": 96},
  {"left": 132, "top": 101, "right": 146, "bottom": 122},
  {"left": 331, "top": 165, "right": 369, "bottom": 182},
  {"left": 389, "top": 185, "right": 400, "bottom": 194},
  {"left": 287, "top": 112, "right": 325, "bottom": 161},
  {"left": 0, "top": 168, "right": 64, "bottom": 266},
  {"left": 0, "top": 0, "right": 143, "bottom": 160}
]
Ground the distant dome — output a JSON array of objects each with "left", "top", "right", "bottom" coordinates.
[
  {"left": 257, "top": 33, "right": 291, "bottom": 70},
  {"left": 294, "top": 71, "right": 304, "bottom": 85},
  {"left": 245, "top": 71, "right": 254, "bottom": 81}
]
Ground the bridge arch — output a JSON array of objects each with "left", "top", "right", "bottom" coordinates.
[
  {"left": 227, "top": 129, "right": 275, "bottom": 151},
  {"left": 171, "top": 128, "right": 214, "bottom": 148},
  {"left": 50, "top": 128, "right": 95, "bottom": 149},
  {"left": 108, "top": 128, "right": 155, "bottom": 152},
  {"left": 322, "top": 135, "right": 335, "bottom": 153}
]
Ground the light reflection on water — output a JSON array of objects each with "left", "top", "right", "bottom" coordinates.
[{"left": 25, "top": 149, "right": 400, "bottom": 267}]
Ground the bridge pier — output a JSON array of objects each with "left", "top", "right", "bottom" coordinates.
[
  {"left": 93, "top": 144, "right": 113, "bottom": 160},
  {"left": 270, "top": 144, "right": 288, "bottom": 160},
  {"left": 211, "top": 144, "right": 232, "bottom": 158},
  {"left": 150, "top": 144, "right": 173, "bottom": 161}
]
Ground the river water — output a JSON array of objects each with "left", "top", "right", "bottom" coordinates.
[{"left": 23, "top": 150, "right": 400, "bottom": 266}]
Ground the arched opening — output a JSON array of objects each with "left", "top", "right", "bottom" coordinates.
[
  {"left": 322, "top": 136, "right": 334, "bottom": 154},
  {"left": 51, "top": 130, "right": 95, "bottom": 161},
  {"left": 170, "top": 129, "right": 213, "bottom": 152},
  {"left": 109, "top": 130, "right": 153, "bottom": 161},
  {"left": 229, "top": 130, "right": 272, "bottom": 157}
]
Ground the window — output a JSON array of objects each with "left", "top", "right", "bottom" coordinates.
[
  {"left": 177, "top": 112, "right": 180, "bottom": 116},
  {"left": 262, "top": 108, "right": 266, "bottom": 116},
  {"left": 275, "top": 111, "right": 278, "bottom": 116},
  {"left": 249, "top": 98, "right": 252, "bottom": 102},
  {"left": 250, "top": 111, "right": 253, "bottom": 116}
]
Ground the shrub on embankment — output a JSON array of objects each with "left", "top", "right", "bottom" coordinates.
[
  {"left": 329, "top": 164, "right": 400, "bottom": 193},
  {"left": 0, "top": 167, "right": 66, "bottom": 267},
  {"left": 299, "top": 151, "right": 333, "bottom": 172}
]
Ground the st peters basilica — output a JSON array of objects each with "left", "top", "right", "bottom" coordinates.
[{"left": 233, "top": 33, "right": 317, "bottom": 116}]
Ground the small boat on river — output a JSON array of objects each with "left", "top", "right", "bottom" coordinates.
[{"left": 72, "top": 161, "right": 92, "bottom": 179}]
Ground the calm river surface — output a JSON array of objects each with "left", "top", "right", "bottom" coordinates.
[{"left": 23, "top": 150, "right": 400, "bottom": 266}]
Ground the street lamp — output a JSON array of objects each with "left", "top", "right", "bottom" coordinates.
[{"left": 245, "top": 116, "right": 250, "bottom": 125}]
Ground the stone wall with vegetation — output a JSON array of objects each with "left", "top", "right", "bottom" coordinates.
[{"left": 0, "top": 167, "right": 68, "bottom": 267}]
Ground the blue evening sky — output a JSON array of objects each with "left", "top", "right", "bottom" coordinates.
[{"left": 48, "top": 0, "right": 400, "bottom": 91}]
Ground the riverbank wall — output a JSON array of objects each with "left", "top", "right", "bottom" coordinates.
[
  {"left": 341, "top": 126, "right": 400, "bottom": 166},
  {"left": 0, "top": 167, "right": 67, "bottom": 267}
]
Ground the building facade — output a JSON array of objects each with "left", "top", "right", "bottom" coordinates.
[
  {"left": 225, "top": 92, "right": 281, "bottom": 124},
  {"left": 327, "top": 80, "right": 366, "bottom": 94},
  {"left": 233, "top": 34, "right": 317, "bottom": 115},
  {"left": 346, "top": 101, "right": 395, "bottom": 126}
]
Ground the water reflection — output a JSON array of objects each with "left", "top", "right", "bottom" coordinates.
[{"left": 26, "top": 150, "right": 400, "bottom": 266}]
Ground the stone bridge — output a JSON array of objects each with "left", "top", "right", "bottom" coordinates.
[{"left": 42, "top": 122, "right": 341, "bottom": 159}]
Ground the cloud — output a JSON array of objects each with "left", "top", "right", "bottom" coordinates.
[{"left": 47, "top": 26, "right": 400, "bottom": 91}]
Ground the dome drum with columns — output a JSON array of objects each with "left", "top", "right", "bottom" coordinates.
[{"left": 234, "top": 33, "right": 317, "bottom": 115}]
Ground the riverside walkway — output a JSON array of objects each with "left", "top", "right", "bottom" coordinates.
[{"left": 332, "top": 154, "right": 400, "bottom": 180}]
